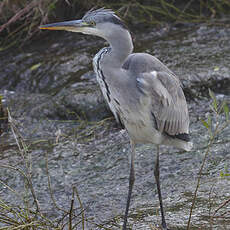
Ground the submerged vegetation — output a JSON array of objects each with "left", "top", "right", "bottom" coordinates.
[{"left": 1, "top": 0, "right": 230, "bottom": 50}]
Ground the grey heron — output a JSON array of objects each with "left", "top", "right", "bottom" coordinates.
[{"left": 40, "top": 8, "right": 193, "bottom": 230}]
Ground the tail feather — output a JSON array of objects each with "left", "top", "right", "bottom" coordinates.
[{"left": 163, "top": 137, "right": 193, "bottom": 151}]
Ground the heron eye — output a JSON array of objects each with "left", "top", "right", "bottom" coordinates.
[{"left": 89, "top": 21, "right": 96, "bottom": 26}]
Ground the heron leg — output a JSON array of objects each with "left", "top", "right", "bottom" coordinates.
[
  {"left": 123, "top": 140, "right": 135, "bottom": 230},
  {"left": 154, "top": 146, "right": 168, "bottom": 230}
]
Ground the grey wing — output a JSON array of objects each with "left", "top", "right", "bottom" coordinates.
[
  {"left": 137, "top": 70, "right": 190, "bottom": 136},
  {"left": 123, "top": 53, "right": 176, "bottom": 77},
  {"left": 123, "top": 52, "right": 190, "bottom": 137}
]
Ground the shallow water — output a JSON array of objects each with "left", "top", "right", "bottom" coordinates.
[{"left": 0, "top": 22, "right": 230, "bottom": 229}]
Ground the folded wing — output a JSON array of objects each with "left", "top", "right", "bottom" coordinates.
[{"left": 137, "top": 70, "right": 189, "bottom": 137}]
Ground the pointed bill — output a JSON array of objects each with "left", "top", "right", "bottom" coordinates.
[{"left": 39, "top": 20, "right": 89, "bottom": 32}]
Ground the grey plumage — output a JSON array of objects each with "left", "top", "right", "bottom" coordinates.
[
  {"left": 138, "top": 71, "right": 189, "bottom": 135},
  {"left": 40, "top": 8, "right": 193, "bottom": 230},
  {"left": 83, "top": 8, "right": 127, "bottom": 29}
]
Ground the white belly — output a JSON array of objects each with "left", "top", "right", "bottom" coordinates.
[{"left": 119, "top": 105, "right": 164, "bottom": 145}]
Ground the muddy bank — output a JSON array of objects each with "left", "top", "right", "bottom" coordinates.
[{"left": 0, "top": 23, "right": 230, "bottom": 229}]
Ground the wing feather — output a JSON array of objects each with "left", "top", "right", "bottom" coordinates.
[
  {"left": 123, "top": 52, "right": 190, "bottom": 137},
  {"left": 137, "top": 71, "right": 189, "bottom": 136}
]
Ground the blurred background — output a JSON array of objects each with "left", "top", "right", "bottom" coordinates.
[{"left": 1, "top": 0, "right": 230, "bottom": 50}]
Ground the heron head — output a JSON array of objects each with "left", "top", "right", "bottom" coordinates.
[{"left": 39, "top": 8, "right": 128, "bottom": 40}]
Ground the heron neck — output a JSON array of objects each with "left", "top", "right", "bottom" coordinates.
[{"left": 106, "top": 30, "right": 133, "bottom": 68}]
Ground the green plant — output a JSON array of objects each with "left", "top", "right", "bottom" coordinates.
[{"left": 187, "top": 89, "right": 230, "bottom": 230}]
